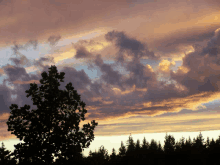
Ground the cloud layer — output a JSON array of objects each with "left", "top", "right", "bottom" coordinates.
[{"left": 0, "top": 0, "right": 220, "bottom": 140}]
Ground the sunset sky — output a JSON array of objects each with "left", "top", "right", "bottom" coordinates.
[{"left": 1, "top": 0, "right": 220, "bottom": 160}]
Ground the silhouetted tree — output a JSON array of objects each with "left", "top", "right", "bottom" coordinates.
[
  {"left": 179, "top": 136, "right": 185, "bottom": 149},
  {"left": 149, "top": 139, "right": 158, "bottom": 152},
  {"left": 108, "top": 148, "right": 119, "bottom": 165},
  {"left": 135, "top": 139, "right": 141, "bottom": 151},
  {"left": 209, "top": 138, "right": 216, "bottom": 151},
  {"left": 192, "top": 132, "right": 206, "bottom": 155},
  {"left": 6, "top": 65, "right": 98, "bottom": 165},
  {"left": 0, "top": 142, "right": 17, "bottom": 165},
  {"left": 175, "top": 140, "right": 182, "bottom": 153},
  {"left": 118, "top": 141, "right": 126, "bottom": 158},
  {"left": 185, "top": 136, "right": 192, "bottom": 148},
  {"left": 174, "top": 136, "right": 187, "bottom": 165},
  {"left": 98, "top": 145, "right": 109, "bottom": 162},
  {"left": 141, "top": 136, "right": 149, "bottom": 151},
  {"left": 139, "top": 137, "right": 150, "bottom": 161},
  {"left": 125, "top": 133, "right": 136, "bottom": 156},
  {"left": 158, "top": 141, "right": 163, "bottom": 153},
  {"left": 205, "top": 136, "right": 210, "bottom": 150},
  {"left": 163, "top": 133, "right": 176, "bottom": 165},
  {"left": 117, "top": 140, "right": 127, "bottom": 165},
  {"left": 164, "top": 133, "right": 176, "bottom": 154},
  {"left": 87, "top": 146, "right": 109, "bottom": 165}
]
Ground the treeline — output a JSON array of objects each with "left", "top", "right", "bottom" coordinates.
[{"left": 1, "top": 131, "right": 220, "bottom": 165}]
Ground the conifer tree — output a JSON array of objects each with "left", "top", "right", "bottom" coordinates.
[
  {"left": 192, "top": 132, "right": 205, "bottom": 154},
  {"left": 135, "top": 139, "right": 141, "bottom": 151},
  {"left": 109, "top": 148, "right": 117, "bottom": 162},
  {"left": 118, "top": 141, "right": 126, "bottom": 157},
  {"left": 126, "top": 134, "right": 136, "bottom": 155},
  {"left": 141, "top": 136, "right": 149, "bottom": 151},
  {"left": 149, "top": 139, "right": 158, "bottom": 152},
  {"left": 158, "top": 141, "right": 163, "bottom": 153},
  {"left": 98, "top": 145, "right": 110, "bottom": 162},
  {"left": 208, "top": 138, "right": 216, "bottom": 154},
  {"left": 164, "top": 133, "right": 175, "bottom": 154},
  {"left": 205, "top": 137, "right": 210, "bottom": 150},
  {"left": 175, "top": 140, "right": 182, "bottom": 153}
]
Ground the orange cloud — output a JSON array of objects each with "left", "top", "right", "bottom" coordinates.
[{"left": 158, "top": 59, "right": 176, "bottom": 73}]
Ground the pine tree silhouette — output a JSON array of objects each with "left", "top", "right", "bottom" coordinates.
[{"left": 118, "top": 141, "right": 126, "bottom": 158}]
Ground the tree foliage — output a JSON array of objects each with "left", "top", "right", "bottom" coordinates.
[
  {"left": 0, "top": 142, "right": 17, "bottom": 165},
  {"left": 6, "top": 65, "right": 98, "bottom": 165},
  {"left": 86, "top": 145, "right": 109, "bottom": 165},
  {"left": 164, "top": 133, "right": 175, "bottom": 154},
  {"left": 109, "top": 148, "right": 117, "bottom": 162},
  {"left": 141, "top": 136, "right": 149, "bottom": 150},
  {"left": 135, "top": 139, "right": 141, "bottom": 151},
  {"left": 118, "top": 141, "right": 126, "bottom": 157},
  {"left": 125, "top": 133, "right": 135, "bottom": 156}
]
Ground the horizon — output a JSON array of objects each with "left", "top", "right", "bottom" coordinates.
[{"left": 1, "top": 130, "right": 220, "bottom": 159}]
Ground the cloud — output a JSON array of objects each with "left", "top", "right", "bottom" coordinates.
[
  {"left": 3, "top": 28, "right": 219, "bottom": 123},
  {"left": 2, "top": 0, "right": 220, "bottom": 142},
  {"left": 33, "top": 57, "right": 55, "bottom": 68},
  {"left": 0, "top": 0, "right": 134, "bottom": 47},
  {"left": 148, "top": 26, "right": 219, "bottom": 59},
  {"left": 93, "top": 54, "right": 125, "bottom": 89},
  {"left": 9, "top": 55, "right": 30, "bottom": 66},
  {"left": 0, "top": 85, "right": 13, "bottom": 114},
  {"left": 201, "top": 28, "right": 220, "bottom": 57},
  {"left": 48, "top": 35, "right": 61, "bottom": 46},
  {"left": 170, "top": 28, "right": 220, "bottom": 96},
  {"left": 2, "top": 28, "right": 220, "bottom": 122},
  {"left": 11, "top": 40, "right": 38, "bottom": 56},
  {"left": 75, "top": 46, "right": 93, "bottom": 59},
  {"left": 105, "top": 30, "right": 158, "bottom": 63}
]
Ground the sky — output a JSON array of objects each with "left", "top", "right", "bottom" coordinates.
[{"left": 1, "top": 0, "right": 220, "bottom": 160}]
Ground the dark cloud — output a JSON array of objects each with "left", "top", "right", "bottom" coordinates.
[
  {"left": 48, "top": 35, "right": 61, "bottom": 46},
  {"left": 197, "top": 78, "right": 218, "bottom": 92},
  {"left": 11, "top": 42, "right": 24, "bottom": 56},
  {"left": 149, "top": 26, "right": 219, "bottom": 56},
  {"left": 2, "top": 27, "right": 220, "bottom": 125},
  {"left": 58, "top": 66, "right": 92, "bottom": 91},
  {"left": 105, "top": 30, "right": 158, "bottom": 62},
  {"left": 170, "top": 28, "right": 220, "bottom": 97},
  {"left": 3, "top": 65, "right": 29, "bottom": 82},
  {"left": 201, "top": 29, "right": 220, "bottom": 57},
  {"left": 0, "top": 65, "right": 42, "bottom": 115},
  {"left": 33, "top": 57, "right": 55, "bottom": 68},
  {"left": 0, "top": 63, "right": 95, "bottom": 119},
  {"left": 142, "top": 80, "right": 187, "bottom": 103},
  {"left": 94, "top": 54, "right": 125, "bottom": 89},
  {"left": 124, "top": 59, "right": 154, "bottom": 89},
  {"left": 0, "top": 84, "right": 13, "bottom": 114},
  {"left": 164, "top": 30, "right": 215, "bottom": 48},
  {"left": 11, "top": 40, "right": 38, "bottom": 56},
  {"left": 89, "top": 81, "right": 103, "bottom": 96},
  {"left": 0, "top": 0, "right": 137, "bottom": 48},
  {"left": 75, "top": 46, "right": 92, "bottom": 59},
  {"left": 9, "top": 55, "right": 30, "bottom": 67},
  {"left": 25, "top": 40, "right": 38, "bottom": 50}
]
